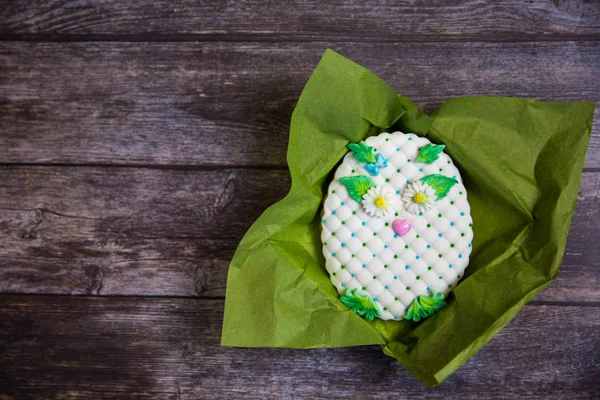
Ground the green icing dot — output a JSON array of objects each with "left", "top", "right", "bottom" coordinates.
[
  {"left": 460, "top": 191, "right": 463, "bottom": 195},
  {"left": 461, "top": 233, "right": 465, "bottom": 237},
  {"left": 385, "top": 222, "right": 389, "bottom": 227},
  {"left": 407, "top": 159, "right": 411, "bottom": 162},
  {"left": 438, "top": 213, "right": 442, "bottom": 218},
  {"left": 340, "top": 265, "right": 345, "bottom": 269},
  {"left": 428, "top": 266, "right": 432, "bottom": 270},
  {"left": 351, "top": 169, "right": 355, "bottom": 173},
  {"left": 427, "top": 224, "right": 431, "bottom": 228},
  {"left": 351, "top": 254, "right": 355, "bottom": 258},
  {"left": 341, "top": 221, "right": 345, "bottom": 225},
  {"left": 395, "top": 297, "right": 399, "bottom": 300},
  {"left": 405, "top": 245, "right": 409, "bottom": 249},
  {"left": 384, "top": 265, "right": 388, "bottom": 268},
  {"left": 332, "top": 232, "right": 336, "bottom": 236},
  {"left": 373, "top": 232, "right": 377, "bottom": 236},
  {"left": 395, "top": 212, "right": 399, "bottom": 217},
  {"left": 469, "top": 223, "right": 473, "bottom": 227},
  {"left": 373, "top": 276, "right": 377, "bottom": 279},
  {"left": 332, "top": 190, "right": 336, "bottom": 194},
  {"left": 385, "top": 138, "right": 389, "bottom": 141},
  {"left": 394, "top": 255, "right": 399, "bottom": 259},
  {"left": 447, "top": 160, "right": 451, "bottom": 164},
  {"left": 450, "top": 244, "right": 455, "bottom": 248},
  {"left": 416, "top": 276, "right": 421, "bottom": 280},
  {"left": 385, "top": 178, "right": 390, "bottom": 182},
  {"left": 457, "top": 275, "right": 461, "bottom": 279},
  {"left": 396, "top": 168, "right": 401, "bottom": 173},
  {"left": 362, "top": 243, "right": 367, "bottom": 247},
  {"left": 416, "top": 235, "right": 420, "bottom": 238},
  {"left": 362, "top": 286, "right": 366, "bottom": 290},
  {"left": 352, "top": 211, "right": 356, "bottom": 215},
  {"left": 332, "top": 272, "right": 336, "bottom": 276},
  {"left": 383, "top": 307, "right": 388, "bottom": 310},
  {"left": 448, "top": 284, "right": 452, "bottom": 288},
  {"left": 406, "top": 286, "right": 410, "bottom": 290},
  {"left": 438, "top": 254, "right": 443, "bottom": 258}
]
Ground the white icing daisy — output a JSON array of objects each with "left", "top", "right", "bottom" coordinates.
[
  {"left": 362, "top": 185, "right": 394, "bottom": 217},
  {"left": 402, "top": 181, "right": 436, "bottom": 215}
]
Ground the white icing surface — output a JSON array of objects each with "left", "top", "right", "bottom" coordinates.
[{"left": 321, "top": 131, "right": 473, "bottom": 321}]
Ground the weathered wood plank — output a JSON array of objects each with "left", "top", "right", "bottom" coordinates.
[
  {"left": 1, "top": 41, "right": 599, "bottom": 167},
  {"left": 0, "top": 167, "right": 597, "bottom": 302},
  {"left": 1, "top": 0, "right": 599, "bottom": 40},
  {"left": 0, "top": 296, "right": 598, "bottom": 398}
]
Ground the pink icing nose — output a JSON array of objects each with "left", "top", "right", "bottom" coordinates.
[{"left": 392, "top": 219, "right": 411, "bottom": 236}]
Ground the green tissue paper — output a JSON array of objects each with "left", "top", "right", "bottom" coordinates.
[{"left": 221, "top": 49, "right": 595, "bottom": 387}]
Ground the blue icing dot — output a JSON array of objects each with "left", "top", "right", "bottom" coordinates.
[
  {"left": 332, "top": 253, "right": 336, "bottom": 256},
  {"left": 449, "top": 264, "right": 453, "bottom": 268},
  {"left": 341, "top": 283, "right": 345, "bottom": 287},
  {"left": 468, "top": 243, "right": 472, "bottom": 247},
  {"left": 406, "top": 179, "right": 411, "bottom": 184},
  {"left": 426, "top": 286, "right": 430, "bottom": 291},
  {"left": 384, "top": 244, "right": 388, "bottom": 248},
  {"left": 427, "top": 244, "right": 431, "bottom": 248},
  {"left": 362, "top": 264, "right": 366, "bottom": 268},
  {"left": 438, "top": 233, "right": 443, "bottom": 237},
  {"left": 419, "top": 212, "right": 423, "bottom": 216},
  {"left": 322, "top": 219, "right": 326, "bottom": 224},
  {"left": 450, "top": 222, "right": 455, "bottom": 226},
  {"left": 394, "top": 315, "right": 399, "bottom": 319},
  {"left": 439, "top": 276, "right": 443, "bottom": 279},
  {"left": 452, "top": 175, "right": 456, "bottom": 179},
  {"left": 332, "top": 211, "right": 336, "bottom": 215},
  {"left": 373, "top": 298, "right": 378, "bottom": 301},
  {"left": 372, "top": 254, "right": 376, "bottom": 257},
  {"left": 341, "top": 243, "right": 346, "bottom": 247},
  {"left": 394, "top": 234, "right": 398, "bottom": 238},
  {"left": 396, "top": 147, "right": 400, "bottom": 151},
  {"left": 405, "top": 265, "right": 409, "bottom": 269},
  {"left": 351, "top": 233, "right": 356, "bottom": 237},
  {"left": 341, "top": 201, "right": 345, "bottom": 205},
  {"left": 351, "top": 273, "right": 356, "bottom": 277},
  {"left": 416, "top": 255, "right": 420, "bottom": 259},
  {"left": 394, "top": 276, "right": 398, "bottom": 280},
  {"left": 408, "top": 137, "right": 413, "bottom": 141},
  {"left": 362, "top": 221, "right": 366, "bottom": 226},
  {"left": 460, "top": 212, "right": 465, "bottom": 216},
  {"left": 459, "top": 254, "right": 463, "bottom": 258},
  {"left": 396, "top": 190, "right": 401, "bottom": 194},
  {"left": 419, "top": 168, "right": 423, "bottom": 172}
]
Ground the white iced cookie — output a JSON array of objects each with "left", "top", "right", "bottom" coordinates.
[{"left": 321, "top": 131, "right": 473, "bottom": 321}]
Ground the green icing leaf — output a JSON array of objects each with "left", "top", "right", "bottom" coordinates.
[
  {"left": 404, "top": 290, "right": 448, "bottom": 322},
  {"left": 339, "top": 176, "right": 376, "bottom": 202},
  {"left": 420, "top": 174, "right": 458, "bottom": 200},
  {"left": 418, "top": 290, "right": 447, "bottom": 315},
  {"left": 347, "top": 141, "right": 376, "bottom": 164},
  {"left": 339, "top": 288, "right": 383, "bottom": 321},
  {"left": 416, "top": 143, "right": 446, "bottom": 164}
]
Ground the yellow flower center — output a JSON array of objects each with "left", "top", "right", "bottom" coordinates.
[
  {"left": 374, "top": 197, "right": 386, "bottom": 208},
  {"left": 413, "top": 193, "right": 425, "bottom": 204}
]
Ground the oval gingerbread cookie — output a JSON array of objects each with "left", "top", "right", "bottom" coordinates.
[{"left": 321, "top": 131, "right": 473, "bottom": 321}]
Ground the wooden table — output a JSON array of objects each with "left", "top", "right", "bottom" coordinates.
[{"left": 1, "top": 1, "right": 599, "bottom": 398}]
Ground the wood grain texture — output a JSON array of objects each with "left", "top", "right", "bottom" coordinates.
[
  {"left": 1, "top": 41, "right": 599, "bottom": 168},
  {"left": 0, "top": 166, "right": 597, "bottom": 302},
  {"left": 1, "top": 0, "right": 599, "bottom": 40},
  {"left": 0, "top": 296, "right": 598, "bottom": 399}
]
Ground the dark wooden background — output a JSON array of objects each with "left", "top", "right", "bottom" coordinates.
[{"left": 1, "top": 1, "right": 599, "bottom": 398}]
